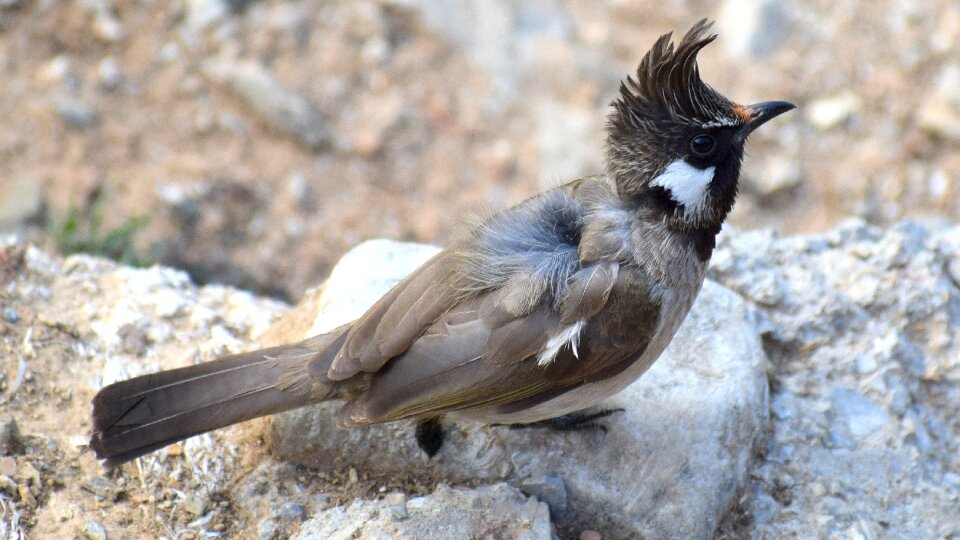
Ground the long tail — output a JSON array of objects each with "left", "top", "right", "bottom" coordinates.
[{"left": 90, "top": 334, "right": 341, "bottom": 467}]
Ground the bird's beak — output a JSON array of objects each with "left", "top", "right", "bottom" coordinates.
[{"left": 738, "top": 101, "right": 796, "bottom": 140}]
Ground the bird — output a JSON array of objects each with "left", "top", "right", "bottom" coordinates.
[{"left": 90, "top": 19, "right": 795, "bottom": 467}]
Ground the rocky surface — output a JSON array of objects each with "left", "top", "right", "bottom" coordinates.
[
  {"left": 293, "top": 483, "right": 554, "bottom": 540},
  {"left": 711, "top": 219, "right": 960, "bottom": 538},
  {"left": 1, "top": 219, "right": 959, "bottom": 538},
  {"left": 1, "top": 0, "right": 959, "bottom": 300}
]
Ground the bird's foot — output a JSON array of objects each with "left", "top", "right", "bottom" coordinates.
[
  {"left": 415, "top": 416, "right": 444, "bottom": 458},
  {"left": 508, "top": 408, "right": 625, "bottom": 433}
]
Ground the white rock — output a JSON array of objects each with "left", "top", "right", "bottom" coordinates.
[
  {"left": 805, "top": 91, "right": 861, "bottom": 131},
  {"left": 718, "top": 0, "right": 789, "bottom": 58},
  {"left": 293, "top": 483, "right": 553, "bottom": 539},
  {"left": 918, "top": 63, "right": 960, "bottom": 141},
  {"left": 271, "top": 239, "right": 769, "bottom": 538}
]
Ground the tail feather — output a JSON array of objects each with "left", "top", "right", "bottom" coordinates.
[{"left": 90, "top": 336, "right": 339, "bottom": 467}]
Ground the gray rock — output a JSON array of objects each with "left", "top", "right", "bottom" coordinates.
[
  {"left": 183, "top": 0, "right": 230, "bottom": 34},
  {"left": 718, "top": 0, "right": 789, "bottom": 58},
  {"left": 97, "top": 57, "right": 123, "bottom": 90},
  {"left": 82, "top": 520, "right": 107, "bottom": 540},
  {"left": 918, "top": 63, "right": 960, "bottom": 141},
  {"left": 202, "top": 59, "right": 329, "bottom": 150},
  {"left": 805, "top": 91, "right": 862, "bottom": 131},
  {"left": 519, "top": 474, "right": 567, "bottom": 517},
  {"left": 278, "top": 501, "right": 305, "bottom": 522},
  {"left": 293, "top": 483, "right": 553, "bottom": 539},
  {"left": 711, "top": 220, "right": 960, "bottom": 538},
  {"left": 744, "top": 154, "right": 803, "bottom": 202},
  {"left": 271, "top": 239, "right": 769, "bottom": 538},
  {"left": 0, "top": 416, "right": 25, "bottom": 456},
  {"left": 55, "top": 97, "right": 99, "bottom": 130},
  {"left": 0, "top": 177, "right": 44, "bottom": 233},
  {"left": 80, "top": 476, "right": 120, "bottom": 501}
]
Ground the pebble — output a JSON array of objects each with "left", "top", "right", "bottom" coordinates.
[
  {"left": 0, "top": 475, "right": 17, "bottom": 495},
  {"left": 92, "top": 11, "right": 125, "bottom": 43},
  {"left": 278, "top": 501, "right": 305, "bottom": 522},
  {"left": 918, "top": 63, "right": 960, "bottom": 141},
  {"left": 0, "top": 416, "right": 25, "bottom": 456},
  {"left": 519, "top": 474, "right": 568, "bottom": 516},
  {"left": 386, "top": 492, "right": 408, "bottom": 521},
  {"left": 718, "top": 0, "right": 788, "bottom": 58},
  {"left": 830, "top": 388, "right": 889, "bottom": 439},
  {"left": 97, "top": 57, "right": 123, "bottom": 90},
  {"left": 201, "top": 59, "right": 329, "bottom": 150},
  {"left": 83, "top": 520, "right": 108, "bottom": 540},
  {"left": 81, "top": 476, "right": 120, "bottom": 501},
  {"left": 55, "top": 97, "right": 100, "bottom": 130},
  {"left": 806, "top": 91, "right": 861, "bottom": 131}
]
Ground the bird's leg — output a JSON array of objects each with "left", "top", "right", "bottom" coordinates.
[
  {"left": 508, "top": 408, "right": 626, "bottom": 433},
  {"left": 415, "top": 416, "right": 444, "bottom": 457}
]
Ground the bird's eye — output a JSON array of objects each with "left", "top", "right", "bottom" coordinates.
[{"left": 690, "top": 134, "right": 716, "bottom": 156}]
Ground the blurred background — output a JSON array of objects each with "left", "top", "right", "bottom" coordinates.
[{"left": 0, "top": 0, "right": 958, "bottom": 301}]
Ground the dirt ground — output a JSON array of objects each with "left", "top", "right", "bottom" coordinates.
[
  {"left": 2, "top": 0, "right": 958, "bottom": 301},
  {"left": 1, "top": 0, "right": 959, "bottom": 538}
]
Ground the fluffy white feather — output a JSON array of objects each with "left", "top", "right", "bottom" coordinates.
[
  {"left": 537, "top": 319, "right": 586, "bottom": 366},
  {"left": 650, "top": 159, "right": 716, "bottom": 215}
]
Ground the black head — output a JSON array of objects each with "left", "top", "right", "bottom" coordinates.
[{"left": 605, "top": 19, "right": 794, "bottom": 231}]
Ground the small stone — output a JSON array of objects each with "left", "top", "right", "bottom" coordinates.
[
  {"left": 278, "top": 501, "right": 305, "bottom": 522},
  {"left": 183, "top": 494, "right": 207, "bottom": 516},
  {"left": 0, "top": 176, "right": 45, "bottom": 233},
  {"left": 718, "top": 0, "right": 788, "bottom": 57},
  {"left": 184, "top": 0, "right": 229, "bottom": 33},
  {"left": 3, "top": 308, "right": 17, "bottom": 323},
  {"left": 202, "top": 59, "right": 329, "bottom": 150},
  {"left": 520, "top": 474, "right": 568, "bottom": 516},
  {"left": 92, "top": 11, "right": 125, "bottom": 43},
  {"left": 806, "top": 91, "right": 861, "bottom": 131},
  {"left": 117, "top": 323, "right": 149, "bottom": 356},
  {"left": 580, "top": 531, "right": 602, "bottom": 540},
  {"left": 918, "top": 64, "right": 960, "bottom": 141},
  {"left": 81, "top": 476, "right": 119, "bottom": 501},
  {"left": 83, "top": 520, "right": 108, "bottom": 540},
  {"left": 97, "top": 57, "right": 123, "bottom": 89},
  {"left": 257, "top": 518, "right": 278, "bottom": 540},
  {"left": 158, "top": 42, "right": 180, "bottom": 63},
  {"left": 55, "top": 97, "right": 99, "bottom": 130},
  {"left": 386, "top": 492, "right": 408, "bottom": 521},
  {"left": 39, "top": 55, "right": 72, "bottom": 83},
  {"left": 347, "top": 467, "right": 358, "bottom": 485},
  {"left": 0, "top": 475, "right": 17, "bottom": 495},
  {"left": 0, "top": 416, "right": 25, "bottom": 456},
  {"left": 748, "top": 155, "right": 803, "bottom": 201},
  {"left": 830, "top": 388, "right": 889, "bottom": 439},
  {"left": 18, "top": 483, "right": 36, "bottom": 506}
]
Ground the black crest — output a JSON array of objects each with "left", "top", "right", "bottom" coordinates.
[{"left": 611, "top": 20, "right": 734, "bottom": 129}]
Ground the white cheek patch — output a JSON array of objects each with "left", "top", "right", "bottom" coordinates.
[{"left": 650, "top": 159, "right": 716, "bottom": 216}]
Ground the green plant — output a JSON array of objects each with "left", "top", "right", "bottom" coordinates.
[{"left": 49, "top": 188, "right": 151, "bottom": 267}]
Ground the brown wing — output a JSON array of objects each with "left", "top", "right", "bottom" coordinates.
[
  {"left": 333, "top": 263, "right": 662, "bottom": 427},
  {"left": 322, "top": 252, "right": 456, "bottom": 381},
  {"left": 334, "top": 292, "right": 564, "bottom": 426}
]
